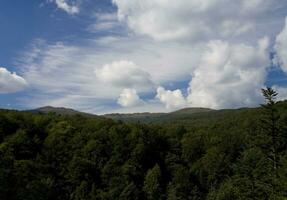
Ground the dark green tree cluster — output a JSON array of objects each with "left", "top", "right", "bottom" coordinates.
[{"left": 0, "top": 88, "right": 287, "bottom": 199}]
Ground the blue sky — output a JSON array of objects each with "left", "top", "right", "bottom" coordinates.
[{"left": 1, "top": 0, "right": 287, "bottom": 114}]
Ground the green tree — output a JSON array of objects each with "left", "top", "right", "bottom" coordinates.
[
  {"left": 261, "top": 87, "right": 280, "bottom": 199},
  {"left": 143, "top": 164, "right": 163, "bottom": 200},
  {"left": 72, "top": 181, "right": 89, "bottom": 200},
  {"left": 119, "top": 182, "right": 141, "bottom": 200},
  {"left": 167, "top": 165, "right": 200, "bottom": 200}
]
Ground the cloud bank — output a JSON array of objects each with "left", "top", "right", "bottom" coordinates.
[
  {"left": 0, "top": 67, "right": 27, "bottom": 93},
  {"left": 14, "top": 0, "right": 287, "bottom": 113},
  {"left": 113, "top": 0, "right": 282, "bottom": 42},
  {"left": 187, "top": 38, "right": 270, "bottom": 109}
]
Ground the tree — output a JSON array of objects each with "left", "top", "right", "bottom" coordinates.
[
  {"left": 167, "top": 164, "right": 200, "bottom": 200},
  {"left": 72, "top": 181, "right": 89, "bottom": 200},
  {"left": 261, "top": 87, "right": 280, "bottom": 199},
  {"left": 119, "top": 182, "right": 141, "bottom": 200},
  {"left": 143, "top": 164, "right": 163, "bottom": 200}
]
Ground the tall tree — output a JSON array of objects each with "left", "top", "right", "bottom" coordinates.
[{"left": 261, "top": 87, "right": 280, "bottom": 199}]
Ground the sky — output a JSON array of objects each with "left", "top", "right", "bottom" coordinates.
[{"left": 1, "top": 0, "right": 287, "bottom": 114}]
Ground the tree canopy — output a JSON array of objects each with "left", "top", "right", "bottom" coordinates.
[{"left": 1, "top": 90, "right": 287, "bottom": 199}]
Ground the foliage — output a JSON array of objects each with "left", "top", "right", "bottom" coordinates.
[{"left": 0, "top": 94, "right": 287, "bottom": 199}]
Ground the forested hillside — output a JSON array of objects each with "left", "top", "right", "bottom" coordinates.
[
  {"left": 104, "top": 108, "right": 213, "bottom": 123},
  {"left": 1, "top": 89, "right": 287, "bottom": 200}
]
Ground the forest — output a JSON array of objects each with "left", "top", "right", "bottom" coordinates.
[{"left": 0, "top": 88, "right": 287, "bottom": 200}]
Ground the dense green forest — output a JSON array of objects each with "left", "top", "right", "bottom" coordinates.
[{"left": 1, "top": 88, "right": 287, "bottom": 200}]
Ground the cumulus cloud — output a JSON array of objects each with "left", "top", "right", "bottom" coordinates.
[
  {"left": 273, "top": 86, "right": 287, "bottom": 101},
  {"left": 0, "top": 67, "right": 27, "bottom": 93},
  {"left": 17, "top": 36, "right": 202, "bottom": 113},
  {"left": 187, "top": 38, "right": 270, "bottom": 109},
  {"left": 16, "top": 1, "right": 287, "bottom": 113},
  {"left": 156, "top": 87, "right": 187, "bottom": 109},
  {"left": 112, "top": 0, "right": 282, "bottom": 42},
  {"left": 117, "top": 88, "right": 142, "bottom": 107},
  {"left": 51, "top": 0, "right": 79, "bottom": 15},
  {"left": 274, "top": 17, "right": 287, "bottom": 73},
  {"left": 95, "top": 60, "right": 153, "bottom": 90}
]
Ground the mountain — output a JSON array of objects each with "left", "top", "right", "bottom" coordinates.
[
  {"left": 28, "top": 106, "right": 97, "bottom": 117},
  {"left": 104, "top": 112, "right": 164, "bottom": 118},
  {"left": 170, "top": 107, "right": 214, "bottom": 115},
  {"left": 28, "top": 106, "right": 214, "bottom": 120},
  {"left": 104, "top": 107, "right": 214, "bottom": 123}
]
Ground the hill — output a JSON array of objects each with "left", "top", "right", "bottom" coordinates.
[
  {"left": 27, "top": 106, "right": 216, "bottom": 123},
  {"left": 170, "top": 107, "right": 214, "bottom": 114},
  {"left": 27, "top": 106, "right": 97, "bottom": 117},
  {"left": 104, "top": 107, "right": 214, "bottom": 123}
]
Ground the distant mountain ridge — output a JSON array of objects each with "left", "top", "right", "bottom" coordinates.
[
  {"left": 19, "top": 100, "right": 287, "bottom": 124},
  {"left": 28, "top": 106, "right": 97, "bottom": 117},
  {"left": 27, "top": 106, "right": 214, "bottom": 122},
  {"left": 170, "top": 107, "right": 214, "bottom": 115},
  {"left": 104, "top": 107, "right": 214, "bottom": 123}
]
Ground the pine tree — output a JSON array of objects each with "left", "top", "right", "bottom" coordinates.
[{"left": 261, "top": 87, "right": 280, "bottom": 199}]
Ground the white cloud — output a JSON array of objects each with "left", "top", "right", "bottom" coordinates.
[
  {"left": 117, "top": 88, "right": 142, "bottom": 107},
  {"left": 88, "top": 21, "right": 118, "bottom": 32},
  {"left": 15, "top": 1, "right": 287, "bottom": 113},
  {"left": 16, "top": 36, "right": 202, "bottom": 113},
  {"left": 112, "top": 0, "right": 283, "bottom": 42},
  {"left": 18, "top": 38, "right": 197, "bottom": 112},
  {"left": 187, "top": 38, "right": 270, "bottom": 109},
  {"left": 87, "top": 12, "right": 122, "bottom": 32},
  {"left": 274, "top": 17, "right": 287, "bottom": 73},
  {"left": 95, "top": 60, "right": 153, "bottom": 90},
  {"left": 51, "top": 0, "right": 79, "bottom": 15},
  {"left": 273, "top": 86, "right": 287, "bottom": 101},
  {"left": 156, "top": 86, "right": 187, "bottom": 109},
  {"left": 220, "top": 20, "right": 253, "bottom": 37},
  {"left": 0, "top": 67, "right": 27, "bottom": 93}
]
